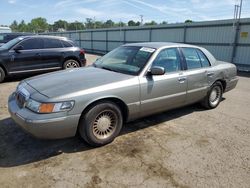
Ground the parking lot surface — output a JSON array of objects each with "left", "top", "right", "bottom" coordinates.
[{"left": 0, "top": 54, "right": 249, "bottom": 188}]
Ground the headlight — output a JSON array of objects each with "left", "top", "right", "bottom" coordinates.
[{"left": 26, "top": 98, "right": 74, "bottom": 113}]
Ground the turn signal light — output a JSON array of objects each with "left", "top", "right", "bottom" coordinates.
[{"left": 39, "top": 103, "right": 55, "bottom": 113}]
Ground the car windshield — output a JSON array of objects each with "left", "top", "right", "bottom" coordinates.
[
  {"left": 0, "top": 37, "right": 22, "bottom": 49},
  {"left": 94, "top": 46, "right": 155, "bottom": 75}
]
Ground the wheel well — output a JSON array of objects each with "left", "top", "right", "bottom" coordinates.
[
  {"left": 0, "top": 64, "right": 7, "bottom": 75},
  {"left": 80, "top": 98, "right": 129, "bottom": 123},
  {"left": 63, "top": 57, "right": 81, "bottom": 67},
  {"left": 216, "top": 79, "right": 226, "bottom": 92}
]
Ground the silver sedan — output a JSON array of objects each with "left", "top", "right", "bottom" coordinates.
[{"left": 8, "top": 42, "right": 238, "bottom": 146}]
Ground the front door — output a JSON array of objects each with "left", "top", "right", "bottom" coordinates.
[
  {"left": 139, "top": 48, "right": 187, "bottom": 117},
  {"left": 8, "top": 38, "right": 43, "bottom": 73}
]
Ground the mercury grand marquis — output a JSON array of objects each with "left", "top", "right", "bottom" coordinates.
[{"left": 8, "top": 42, "right": 238, "bottom": 146}]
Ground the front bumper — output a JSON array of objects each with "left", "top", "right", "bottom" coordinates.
[{"left": 8, "top": 93, "right": 81, "bottom": 139}]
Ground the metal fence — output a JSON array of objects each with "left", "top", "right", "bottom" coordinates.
[{"left": 45, "top": 18, "right": 250, "bottom": 71}]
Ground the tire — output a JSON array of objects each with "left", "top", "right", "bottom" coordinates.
[
  {"left": 78, "top": 102, "right": 123, "bottom": 147},
  {"left": 0, "top": 67, "right": 5, "bottom": 83},
  {"left": 201, "top": 81, "right": 223, "bottom": 109},
  {"left": 63, "top": 59, "right": 80, "bottom": 69}
]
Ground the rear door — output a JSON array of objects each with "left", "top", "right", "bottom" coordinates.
[
  {"left": 180, "top": 47, "right": 210, "bottom": 104},
  {"left": 40, "top": 38, "right": 65, "bottom": 68},
  {"left": 8, "top": 38, "right": 43, "bottom": 73},
  {"left": 139, "top": 48, "right": 187, "bottom": 117}
]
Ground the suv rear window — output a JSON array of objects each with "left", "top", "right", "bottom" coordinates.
[
  {"left": 62, "top": 40, "right": 73, "bottom": 47},
  {"left": 43, "top": 38, "right": 63, "bottom": 48}
]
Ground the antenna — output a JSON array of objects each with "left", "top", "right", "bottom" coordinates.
[{"left": 140, "top": 15, "right": 143, "bottom": 26}]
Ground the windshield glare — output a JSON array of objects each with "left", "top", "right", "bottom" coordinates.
[
  {"left": 95, "top": 46, "right": 155, "bottom": 75},
  {"left": 0, "top": 37, "right": 22, "bottom": 49}
]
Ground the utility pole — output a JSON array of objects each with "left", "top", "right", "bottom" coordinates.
[
  {"left": 140, "top": 15, "right": 143, "bottom": 26},
  {"left": 231, "top": 0, "right": 243, "bottom": 64}
]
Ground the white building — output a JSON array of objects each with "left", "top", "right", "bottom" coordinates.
[{"left": 0, "top": 26, "right": 11, "bottom": 33}]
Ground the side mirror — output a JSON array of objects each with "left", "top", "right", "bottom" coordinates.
[
  {"left": 13, "top": 45, "right": 23, "bottom": 52},
  {"left": 149, "top": 66, "right": 165, "bottom": 75}
]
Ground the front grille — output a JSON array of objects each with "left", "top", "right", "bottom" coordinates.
[{"left": 16, "top": 92, "right": 27, "bottom": 108}]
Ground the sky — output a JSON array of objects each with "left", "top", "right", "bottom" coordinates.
[{"left": 0, "top": 0, "right": 250, "bottom": 25}]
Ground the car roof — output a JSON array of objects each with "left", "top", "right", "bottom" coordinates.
[
  {"left": 123, "top": 42, "right": 199, "bottom": 49},
  {"left": 0, "top": 32, "right": 34, "bottom": 36},
  {"left": 19, "top": 35, "right": 69, "bottom": 41}
]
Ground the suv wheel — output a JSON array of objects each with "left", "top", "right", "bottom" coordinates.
[
  {"left": 63, "top": 59, "right": 80, "bottom": 69},
  {"left": 0, "top": 67, "right": 5, "bottom": 83},
  {"left": 79, "top": 102, "right": 123, "bottom": 147}
]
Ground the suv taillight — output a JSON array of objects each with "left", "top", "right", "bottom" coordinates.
[{"left": 80, "top": 49, "right": 85, "bottom": 55}]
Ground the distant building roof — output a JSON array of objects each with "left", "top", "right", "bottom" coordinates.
[{"left": 0, "top": 26, "right": 11, "bottom": 33}]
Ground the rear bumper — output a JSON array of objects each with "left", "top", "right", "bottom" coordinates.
[
  {"left": 225, "top": 77, "right": 238, "bottom": 92},
  {"left": 8, "top": 93, "right": 81, "bottom": 139}
]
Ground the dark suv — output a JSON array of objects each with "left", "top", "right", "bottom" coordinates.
[
  {"left": 0, "top": 35, "right": 86, "bottom": 82},
  {"left": 0, "top": 32, "right": 34, "bottom": 47}
]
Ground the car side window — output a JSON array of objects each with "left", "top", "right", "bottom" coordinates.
[
  {"left": 196, "top": 49, "right": 210, "bottom": 67},
  {"left": 152, "top": 48, "right": 181, "bottom": 73},
  {"left": 19, "top": 38, "right": 43, "bottom": 50},
  {"left": 182, "top": 48, "right": 202, "bottom": 70},
  {"left": 43, "top": 38, "right": 63, "bottom": 48}
]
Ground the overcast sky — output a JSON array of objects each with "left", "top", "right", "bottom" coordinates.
[{"left": 1, "top": 0, "right": 250, "bottom": 25}]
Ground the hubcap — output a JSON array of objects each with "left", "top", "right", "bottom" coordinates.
[
  {"left": 65, "top": 61, "right": 79, "bottom": 68},
  {"left": 209, "top": 86, "right": 221, "bottom": 106},
  {"left": 93, "top": 110, "right": 117, "bottom": 140}
]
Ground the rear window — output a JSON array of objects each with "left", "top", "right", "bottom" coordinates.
[
  {"left": 62, "top": 40, "right": 73, "bottom": 47},
  {"left": 182, "top": 48, "right": 202, "bottom": 70},
  {"left": 43, "top": 38, "right": 63, "bottom": 48},
  {"left": 196, "top": 49, "right": 210, "bottom": 67}
]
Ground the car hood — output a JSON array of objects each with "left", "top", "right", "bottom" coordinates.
[
  {"left": 25, "top": 67, "right": 134, "bottom": 99},
  {"left": 0, "top": 47, "right": 7, "bottom": 53}
]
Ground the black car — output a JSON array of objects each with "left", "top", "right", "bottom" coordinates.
[
  {"left": 0, "top": 32, "right": 34, "bottom": 47},
  {"left": 0, "top": 35, "right": 86, "bottom": 82}
]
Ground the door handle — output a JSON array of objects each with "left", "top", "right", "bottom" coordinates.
[
  {"left": 207, "top": 72, "right": 214, "bottom": 77},
  {"left": 178, "top": 77, "right": 186, "bottom": 83},
  {"left": 35, "top": 53, "right": 41, "bottom": 57}
]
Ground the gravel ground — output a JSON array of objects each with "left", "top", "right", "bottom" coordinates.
[{"left": 0, "top": 54, "right": 249, "bottom": 188}]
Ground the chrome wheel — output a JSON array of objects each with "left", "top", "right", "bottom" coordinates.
[
  {"left": 92, "top": 110, "right": 117, "bottom": 140},
  {"left": 65, "top": 60, "right": 79, "bottom": 68},
  {"left": 209, "top": 86, "right": 222, "bottom": 107}
]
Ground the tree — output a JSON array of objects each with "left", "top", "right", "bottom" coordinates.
[
  {"left": 104, "top": 19, "right": 114, "bottom": 28},
  {"left": 144, "top": 20, "right": 157, "bottom": 26},
  {"left": 85, "top": 18, "right": 95, "bottom": 29},
  {"left": 128, "top": 20, "right": 140, "bottom": 26},
  {"left": 10, "top": 20, "right": 18, "bottom": 31},
  {"left": 185, "top": 19, "right": 193, "bottom": 23},
  {"left": 29, "top": 17, "right": 49, "bottom": 33},
  {"left": 67, "top": 21, "right": 85, "bottom": 31},
  {"left": 53, "top": 20, "right": 68, "bottom": 31},
  {"left": 18, "top": 20, "right": 27, "bottom": 32},
  {"left": 160, "top": 21, "right": 168, "bottom": 25}
]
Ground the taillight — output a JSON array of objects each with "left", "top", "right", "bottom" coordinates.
[{"left": 80, "top": 49, "right": 85, "bottom": 55}]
